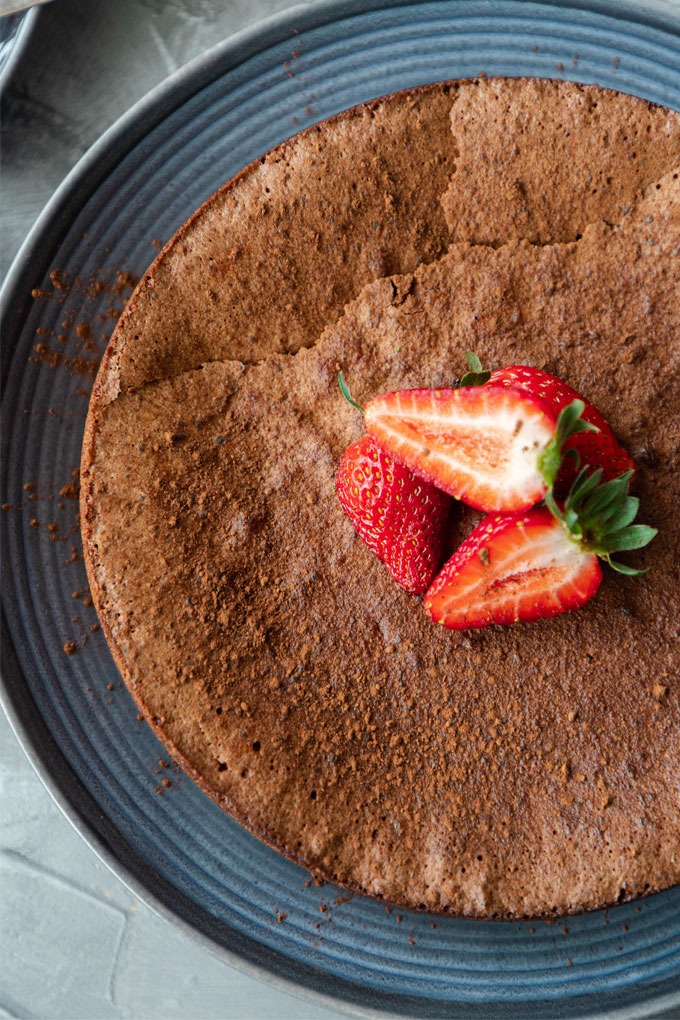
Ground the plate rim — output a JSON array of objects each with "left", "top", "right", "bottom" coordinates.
[
  {"left": 0, "top": 6, "right": 40, "bottom": 94},
  {"left": 2, "top": 0, "right": 680, "bottom": 1016}
]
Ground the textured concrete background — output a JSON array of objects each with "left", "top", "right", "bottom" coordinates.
[{"left": 1, "top": 2, "right": 345, "bottom": 1016}]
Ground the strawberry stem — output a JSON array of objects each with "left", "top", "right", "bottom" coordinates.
[
  {"left": 537, "top": 399, "right": 598, "bottom": 489},
  {"left": 338, "top": 371, "right": 365, "bottom": 413}
]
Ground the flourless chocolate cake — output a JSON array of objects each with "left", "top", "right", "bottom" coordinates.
[{"left": 81, "top": 79, "right": 680, "bottom": 918}]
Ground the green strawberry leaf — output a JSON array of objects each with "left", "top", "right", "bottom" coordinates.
[
  {"left": 538, "top": 400, "right": 599, "bottom": 489},
  {"left": 605, "top": 558, "right": 648, "bottom": 576},
  {"left": 459, "top": 351, "right": 491, "bottom": 388},
  {"left": 597, "top": 495, "right": 639, "bottom": 532},
  {"left": 599, "top": 524, "right": 658, "bottom": 553},
  {"left": 603, "top": 496, "right": 640, "bottom": 532},
  {"left": 566, "top": 466, "right": 603, "bottom": 510},
  {"left": 338, "top": 371, "right": 365, "bottom": 413},
  {"left": 582, "top": 472, "right": 632, "bottom": 518},
  {"left": 563, "top": 506, "right": 582, "bottom": 539},
  {"left": 543, "top": 487, "right": 565, "bottom": 526}
]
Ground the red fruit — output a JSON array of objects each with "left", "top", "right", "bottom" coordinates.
[
  {"left": 488, "top": 366, "right": 634, "bottom": 492},
  {"left": 363, "top": 385, "right": 559, "bottom": 513},
  {"left": 425, "top": 506, "right": 602, "bottom": 629},
  {"left": 336, "top": 435, "right": 451, "bottom": 594}
]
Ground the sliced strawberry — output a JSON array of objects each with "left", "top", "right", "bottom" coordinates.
[
  {"left": 425, "top": 466, "right": 657, "bottom": 630},
  {"left": 425, "top": 507, "right": 602, "bottom": 629},
  {"left": 363, "top": 385, "right": 565, "bottom": 513},
  {"left": 488, "top": 365, "right": 634, "bottom": 492},
  {"left": 336, "top": 435, "right": 451, "bottom": 594}
]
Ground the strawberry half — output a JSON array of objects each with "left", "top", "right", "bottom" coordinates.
[
  {"left": 336, "top": 435, "right": 451, "bottom": 594},
  {"left": 488, "top": 365, "right": 634, "bottom": 492},
  {"left": 425, "top": 467, "right": 656, "bottom": 630},
  {"left": 363, "top": 385, "right": 592, "bottom": 513},
  {"left": 425, "top": 507, "right": 601, "bottom": 628}
]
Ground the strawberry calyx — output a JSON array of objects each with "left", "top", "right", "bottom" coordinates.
[
  {"left": 458, "top": 351, "right": 491, "bottom": 388},
  {"left": 536, "top": 399, "right": 599, "bottom": 489},
  {"left": 543, "top": 465, "right": 657, "bottom": 575}
]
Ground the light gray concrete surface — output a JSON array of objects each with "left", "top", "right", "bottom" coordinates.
[{"left": 1, "top": 2, "right": 347, "bottom": 1017}]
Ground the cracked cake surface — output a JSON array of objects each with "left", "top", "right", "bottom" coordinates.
[{"left": 81, "top": 78, "right": 680, "bottom": 918}]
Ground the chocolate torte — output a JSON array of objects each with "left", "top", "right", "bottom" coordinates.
[{"left": 81, "top": 79, "right": 680, "bottom": 918}]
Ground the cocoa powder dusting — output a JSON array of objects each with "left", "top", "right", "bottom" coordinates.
[
  {"left": 78, "top": 80, "right": 680, "bottom": 920},
  {"left": 28, "top": 268, "right": 138, "bottom": 380}
]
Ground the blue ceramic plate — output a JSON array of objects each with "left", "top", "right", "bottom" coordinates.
[{"left": 2, "top": 2, "right": 680, "bottom": 1016}]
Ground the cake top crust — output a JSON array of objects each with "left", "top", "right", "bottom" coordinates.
[{"left": 81, "top": 78, "right": 680, "bottom": 918}]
